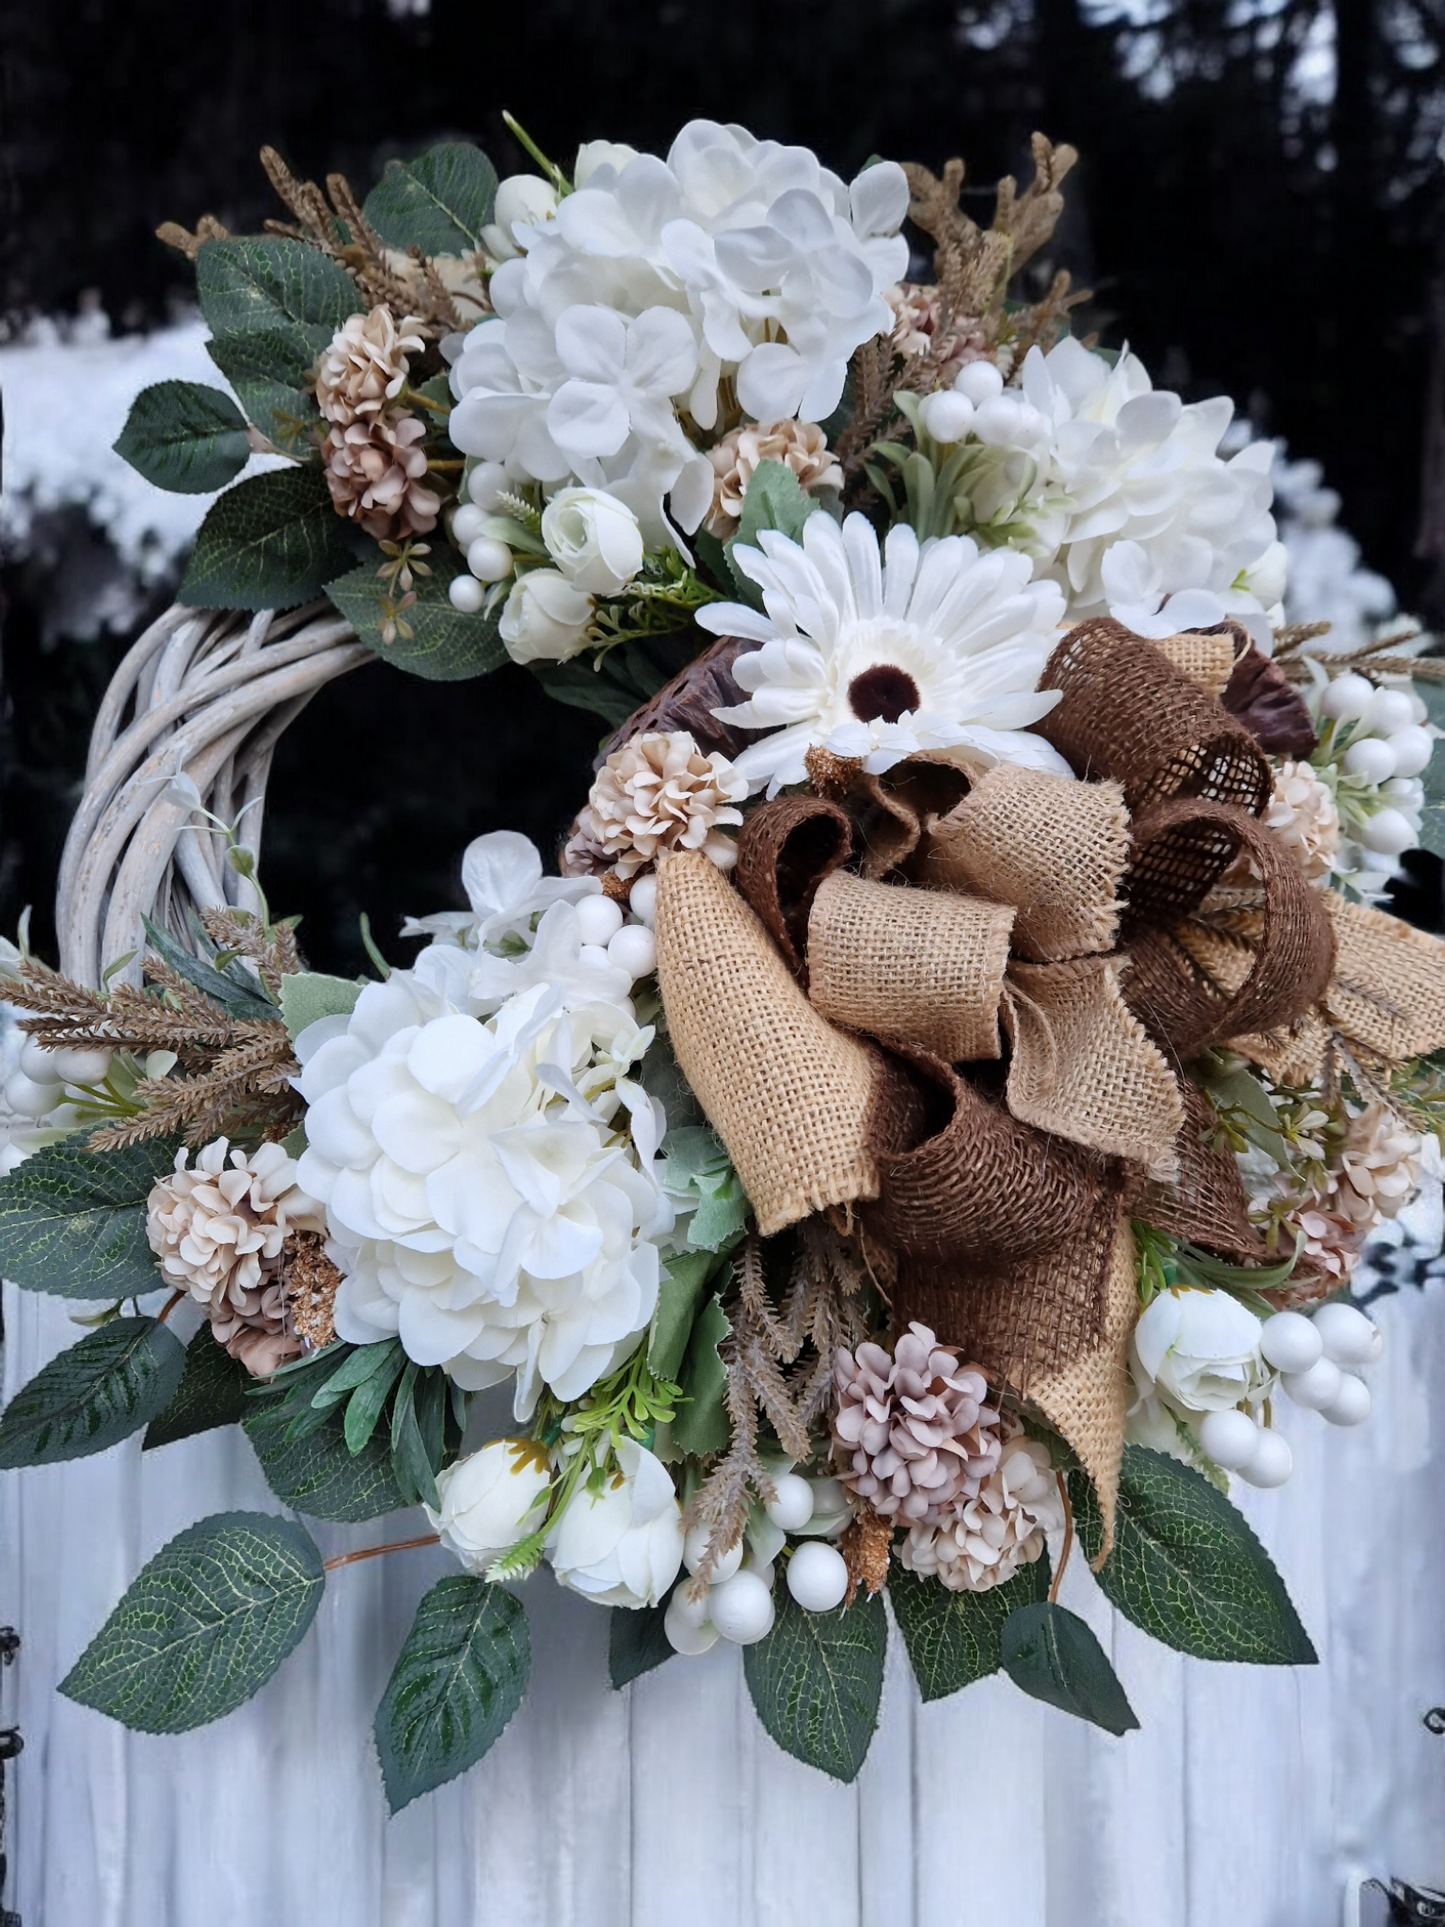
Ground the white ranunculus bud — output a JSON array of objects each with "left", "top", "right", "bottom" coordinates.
[
  {"left": 426, "top": 1440, "right": 553, "bottom": 1575},
  {"left": 541, "top": 487, "right": 646, "bottom": 595},
  {"left": 1130, "top": 1286, "right": 1270, "bottom": 1415},
  {"left": 546, "top": 1440, "right": 684, "bottom": 1608},
  {"left": 480, "top": 174, "right": 560, "bottom": 259},
  {"left": 498, "top": 569, "right": 596, "bottom": 664},
  {"left": 574, "top": 140, "right": 640, "bottom": 187}
]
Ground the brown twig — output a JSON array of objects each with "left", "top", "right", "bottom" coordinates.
[
  {"left": 322, "top": 1533, "right": 440, "bottom": 1574},
  {"left": 1049, "top": 1470, "right": 1075, "bottom": 1603}
]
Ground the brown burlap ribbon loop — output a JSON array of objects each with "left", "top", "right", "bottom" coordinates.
[
  {"left": 1137, "top": 1079, "right": 1271, "bottom": 1265},
  {"left": 1324, "top": 895, "right": 1445, "bottom": 1064},
  {"left": 851, "top": 749, "right": 980, "bottom": 878},
  {"left": 867, "top": 1048, "right": 1099, "bottom": 1265},
  {"left": 1123, "top": 798, "right": 1336, "bottom": 1060},
  {"left": 734, "top": 793, "right": 853, "bottom": 979},
  {"left": 1037, "top": 618, "right": 1271, "bottom": 818}
]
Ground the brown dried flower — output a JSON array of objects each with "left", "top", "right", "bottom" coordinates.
[
  {"left": 314, "top": 307, "right": 425, "bottom": 426},
  {"left": 283, "top": 1229, "right": 343, "bottom": 1351},
  {"left": 832, "top": 1322, "right": 1002, "bottom": 1525},
  {"left": 705, "top": 419, "right": 843, "bottom": 537},
  {"left": 883, "top": 282, "right": 988, "bottom": 386},
  {"left": 324, "top": 412, "right": 441, "bottom": 541},
  {"left": 577, "top": 730, "right": 748, "bottom": 880},
  {"left": 899, "top": 1422, "right": 1061, "bottom": 1593}
]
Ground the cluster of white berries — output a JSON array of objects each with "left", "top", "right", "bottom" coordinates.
[
  {"left": 447, "top": 462, "right": 517, "bottom": 609},
  {"left": 572, "top": 888, "right": 658, "bottom": 983},
  {"left": 1317, "top": 673, "right": 1436, "bottom": 881},
  {"left": 915, "top": 360, "right": 1041, "bottom": 450},
  {"left": 664, "top": 1471, "right": 853, "bottom": 1655},
  {"left": 1198, "top": 1302, "right": 1382, "bottom": 1488},
  {"left": 3, "top": 1035, "right": 111, "bottom": 1142}
]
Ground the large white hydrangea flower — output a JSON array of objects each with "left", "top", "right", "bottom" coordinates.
[
  {"left": 971, "top": 337, "right": 1282, "bottom": 645},
  {"left": 448, "top": 122, "right": 909, "bottom": 539},
  {"left": 296, "top": 915, "right": 672, "bottom": 1417},
  {"left": 699, "top": 509, "right": 1072, "bottom": 796}
]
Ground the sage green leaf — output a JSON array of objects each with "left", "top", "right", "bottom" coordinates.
[
  {"left": 325, "top": 549, "right": 507, "bottom": 682},
  {"left": 672, "top": 1293, "right": 730, "bottom": 1457},
  {"left": 206, "top": 332, "right": 318, "bottom": 455},
  {"left": 0, "top": 1133, "right": 179, "bottom": 1299},
  {"left": 1071, "top": 1444, "right": 1317, "bottom": 1664},
  {"left": 1000, "top": 1601, "right": 1139, "bottom": 1735},
  {"left": 744, "top": 1587, "right": 887, "bottom": 1782},
  {"left": 0, "top": 1317, "right": 185, "bottom": 1466},
  {"left": 244, "top": 1398, "right": 406, "bottom": 1522},
  {"left": 890, "top": 1551, "right": 1051, "bottom": 1702},
  {"left": 343, "top": 1344, "right": 407, "bottom": 1455},
  {"left": 142, "top": 915, "right": 277, "bottom": 1021},
  {"left": 113, "top": 381, "right": 250, "bottom": 494},
  {"left": 648, "top": 1249, "right": 717, "bottom": 1382},
  {"left": 196, "top": 237, "right": 358, "bottom": 376},
  {"left": 60, "top": 1511, "right": 324, "bottom": 1733},
  {"left": 725, "top": 458, "right": 820, "bottom": 608},
  {"left": 278, "top": 970, "right": 363, "bottom": 1041},
  {"left": 608, "top": 1597, "right": 674, "bottom": 1689},
  {"left": 144, "top": 1325, "right": 252, "bottom": 1450},
  {"left": 375, "top": 1575, "right": 529, "bottom": 1812},
  {"left": 363, "top": 142, "right": 498, "bottom": 256},
  {"left": 389, "top": 1361, "right": 441, "bottom": 1508},
  {"left": 180, "top": 465, "right": 357, "bottom": 612}
]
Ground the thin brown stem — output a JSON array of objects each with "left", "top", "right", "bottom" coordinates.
[
  {"left": 1049, "top": 1471, "right": 1074, "bottom": 1604},
  {"left": 156, "top": 1290, "right": 185, "bottom": 1324},
  {"left": 323, "top": 1532, "right": 439, "bottom": 1573}
]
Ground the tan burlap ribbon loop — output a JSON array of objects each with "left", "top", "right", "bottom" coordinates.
[
  {"left": 1324, "top": 894, "right": 1445, "bottom": 1064},
  {"left": 1038, "top": 618, "right": 1271, "bottom": 818},
  {"left": 734, "top": 793, "right": 853, "bottom": 980}
]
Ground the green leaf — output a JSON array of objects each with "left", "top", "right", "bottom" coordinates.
[
  {"left": 363, "top": 142, "right": 498, "bottom": 256},
  {"left": 725, "top": 459, "right": 820, "bottom": 608},
  {"left": 206, "top": 332, "right": 319, "bottom": 455},
  {"left": 743, "top": 1586, "right": 887, "bottom": 1783},
  {"left": 0, "top": 1133, "right": 179, "bottom": 1299},
  {"left": 1071, "top": 1445, "right": 1317, "bottom": 1665},
  {"left": 1419, "top": 803, "right": 1445, "bottom": 860},
  {"left": 374, "top": 1575, "right": 529, "bottom": 1812},
  {"left": 662, "top": 1124, "right": 749, "bottom": 1253},
  {"left": 113, "top": 381, "right": 250, "bottom": 494},
  {"left": 144, "top": 1325, "right": 253, "bottom": 1449},
  {"left": 180, "top": 465, "right": 357, "bottom": 612},
  {"left": 60, "top": 1511, "right": 324, "bottom": 1733},
  {"left": 278, "top": 970, "right": 363, "bottom": 1041},
  {"left": 0, "top": 1317, "right": 185, "bottom": 1466},
  {"left": 530, "top": 659, "right": 644, "bottom": 726},
  {"left": 608, "top": 1597, "right": 675, "bottom": 1689},
  {"left": 142, "top": 915, "right": 277, "bottom": 1020},
  {"left": 389, "top": 1361, "right": 442, "bottom": 1508},
  {"left": 889, "top": 1552, "right": 1051, "bottom": 1702},
  {"left": 1000, "top": 1601, "right": 1139, "bottom": 1735},
  {"left": 343, "top": 1343, "right": 407, "bottom": 1454},
  {"left": 196, "top": 237, "right": 358, "bottom": 380},
  {"left": 244, "top": 1397, "right": 406, "bottom": 1521},
  {"left": 672, "top": 1293, "right": 730, "bottom": 1457},
  {"left": 648, "top": 1249, "right": 717, "bottom": 1381},
  {"left": 325, "top": 548, "right": 508, "bottom": 682}
]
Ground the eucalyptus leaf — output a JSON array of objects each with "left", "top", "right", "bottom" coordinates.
[
  {"left": 278, "top": 970, "right": 363, "bottom": 1040},
  {"left": 608, "top": 1596, "right": 675, "bottom": 1689},
  {"left": 0, "top": 1133, "right": 179, "bottom": 1300},
  {"left": 363, "top": 142, "right": 499, "bottom": 256},
  {"left": 1000, "top": 1601, "right": 1139, "bottom": 1735},
  {"left": 325, "top": 548, "right": 507, "bottom": 682},
  {"left": 144, "top": 1325, "right": 253, "bottom": 1449},
  {"left": 0, "top": 1317, "right": 185, "bottom": 1466},
  {"left": 180, "top": 465, "right": 358, "bottom": 612},
  {"left": 244, "top": 1398, "right": 407, "bottom": 1522},
  {"left": 375, "top": 1575, "right": 529, "bottom": 1812},
  {"left": 743, "top": 1586, "right": 887, "bottom": 1782},
  {"left": 725, "top": 459, "right": 820, "bottom": 607},
  {"left": 113, "top": 381, "right": 250, "bottom": 494},
  {"left": 60, "top": 1511, "right": 324, "bottom": 1733},
  {"left": 889, "top": 1551, "right": 1051, "bottom": 1702}
]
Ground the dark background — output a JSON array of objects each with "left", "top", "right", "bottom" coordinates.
[{"left": 2, "top": 0, "right": 1442, "bottom": 971}]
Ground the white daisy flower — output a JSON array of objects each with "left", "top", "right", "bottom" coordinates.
[{"left": 698, "top": 510, "right": 1072, "bottom": 796}]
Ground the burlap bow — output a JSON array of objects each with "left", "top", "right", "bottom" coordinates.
[{"left": 654, "top": 618, "right": 1445, "bottom": 1552}]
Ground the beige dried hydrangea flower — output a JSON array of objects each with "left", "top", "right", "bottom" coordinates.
[
  {"left": 576, "top": 730, "right": 747, "bottom": 880},
  {"left": 147, "top": 1137, "right": 325, "bottom": 1377},
  {"left": 1332, "top": 1102, "right": 1422, "bottom": 1229},
  {"left": 315, "top": 307, "right": 425, "bottom": 426},
  {"left": 898, "top": 1421, "right": 1061, "bottom": 1593},
  {"left": 324, "top": 413, "right": 441, "bottom": 541},
  {"left": 1261, "top": 759, "right": 1341, "bottom": 883},
  {"left": 883, "top": 282, "right": 989, "bottom": 386},
  {"left": 704, "top": 419, "right": 843, "bottom": 537},
  {"left": 1287, "top": 1202, "right": 1367, "bottom": 1286}
]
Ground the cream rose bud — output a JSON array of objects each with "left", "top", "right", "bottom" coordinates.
[
  {"left": 573, "top": 140, "right": 640, "bottom": 187},
  {"left": 498, "top": 570, "right": 596, "bottom": 664},
  {"left": 546, "top": 1439, "right": 684, "bottom": 1608},
  {"left": 427, "top": 1441, "right": 553, "bottom": 1575},
  {"left": 1131, "top": 1286, "right": 1270, "bottom": 1414},
  {"left": 480, "top": 174, "right": 560, "bottom": 258},
  {"left": 541, "top": 488, "right": 646, "bottom": 596}
]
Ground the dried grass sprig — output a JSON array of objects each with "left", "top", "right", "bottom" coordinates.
[{"left": 197, "top": 908, "right": 301, "bottom": 997}]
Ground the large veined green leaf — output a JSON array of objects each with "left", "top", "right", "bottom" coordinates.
[
  {"left": 205, "top": 331, "right": 319, "bottom": 456},
  {"left": 1071, "top": 1445, "right": 1317, "bottom": 1664},
  {"left": 362, "top": 142, "right": 499, "bottom": 256},
  {"left": 743, "top": 1587, "right": 887, "bottom": 1782},
  {"left": 61, "top": 1512, "right": 324, "bottom": 1732},
  {"left": 196, "top": 237, "right": 359, "bottom": 381},
  {"left": 0, "top": 1317, "right": 185, "bottom": 1466},
  {"left": 143, "top": 1325, "right": 253, "bottom": 1450},
  {"left": 608, "top": 1597, "right": 674, "bottom": 1689},
  {"left": 243, "top": 1397, "right": 407, "bottom": 1522},
  {"left": 889, "top": 1551, "right": 1051, "bottom": 1702},
  {"left": 179, "top": 465, "right": 357, "bottom": 611},
  {"left": 0, "top": 1133, "right": 179, "bottom": 1299},
  {"left": 325, "top": 549, "right": 507, "bottom": 682},
  {"left": 1000, "top": 1601, "right": 1139, "bottom": 1735},
  {"left": 725, "top": 458, "right": 821, "bottom": 607},
  {"left": 374, "top": 1575, "right": 530, "bottom": 1812},
  {"left": 113, "top": 381, "right": 250, "bottom": 494},
  {"left": 672, "top": 1293, "right": 729, "bottom": 1457}
]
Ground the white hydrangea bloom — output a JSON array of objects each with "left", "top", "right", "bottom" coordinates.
[
  {"left": 400, "top": 828, "right": 601, "bottom": 947},
  {"left": 699, "top": 508, "right": 1072, "bottom": 796},
  {"left": 296, "top": 929, "right": 673, "bottom": 1418}
]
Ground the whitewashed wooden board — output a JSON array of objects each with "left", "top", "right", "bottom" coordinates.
[{"left": 4, "top": 1261, "right": 1444, "bottom": 1926}]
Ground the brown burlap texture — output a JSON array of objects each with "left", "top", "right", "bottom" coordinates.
[
  {"left": 733, "top": 792, "right": 853, "bottom": 979},
  {"left": 1136, "top": 1079, "right": 1270, "bottom": 1264},
  {"left": 852, "top": 749, "right": 979, "bottom": 878},
  {"left": 1152, "top": 629, "right": 1240, "bottom": 699},
  {"left": 1324, "top": 895, "right": 1445, "bottom": 1063}
]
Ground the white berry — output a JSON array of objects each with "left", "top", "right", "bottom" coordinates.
[
  {"left": 1343, "top": 737, "right": 1398, "bottom": 785},
  {"left": 466, "top": 461, "right": 509, "bottom": 509},
  {"left": 1197, "top": 1408, "right": 1261, "bottom": 1472},
  {"left": 467, "top": 536, "right": 514, "bottom": 583},
  {"left": 1310, "top": 1301, "right": 1378, "bottom": 1366},
  {"left": 1386, "top": 726, "right": 1435, "bottom": 779},
  {"left": 919, "top": 389, "right": 976, "bottom": 444},
  {"left": 450, "top": 502, "right": 488, "bottom": 547},
  {"left": 764, "top": 1473, "right": 816, "bottom": 1531},
  {"left": 4, "top": 1070, "right": 63, "bottom": 1118},
  {"left": 448, "top": 574, "right": 486, "bottom": 613},
  {"left": 664, "top": 1593, "right": 719, "bottom": 1655},
  {"left": 786, "top": 1540, "right": 849, "bottom": 1613},
  {"left": 1364, "top": 688, "right": 1416, "bottom": 735},
  {"left": 48, "top": 1044, "right": 114, "bottom": 1085},
  {"left": 1259, "top": 1310, "right": 1324, "bottom": 1375},
  {"left": 1320, "top": 1373, "right": 1371, "bottom": 1427},
  {"left": 1357, "top": 807, "right": 1416, "bottom": 857},
  {"left": 574, "top": 895, "right": 624, "bottom": 947},
  {"left": 1238, "top": 1428, "right": 1293, "bottom": 1487},
  {"left": 628, "top": 873, "right": 657, "bottom": 927},
  {"left": 577, "top": 943, "right": 613, "bottom": 974},
  {"left": 607, "top": 924, "right": 657, "bottom": 980},
  {"left": 667, "top": 1583, "right": 713, "bottom": 1629},
  {"left": 708, "top": 1570, "right": 776, "bottom": 1645},
  {"left": 1320, "top": 672, "right": 1375, "bottom": 721},
  {"left": 953, "top": 359, "right": 1004, "bottom": 405},
  {"left": 1282, "top": 1357, "right": 1344, "bottom": 1410},
  {"left": 683, "top": 1523, "right": 743, "bottom": 1581}
]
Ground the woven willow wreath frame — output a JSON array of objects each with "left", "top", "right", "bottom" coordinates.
[{"left": 58, "top": 603, "right": 370, "bottom": 989}]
